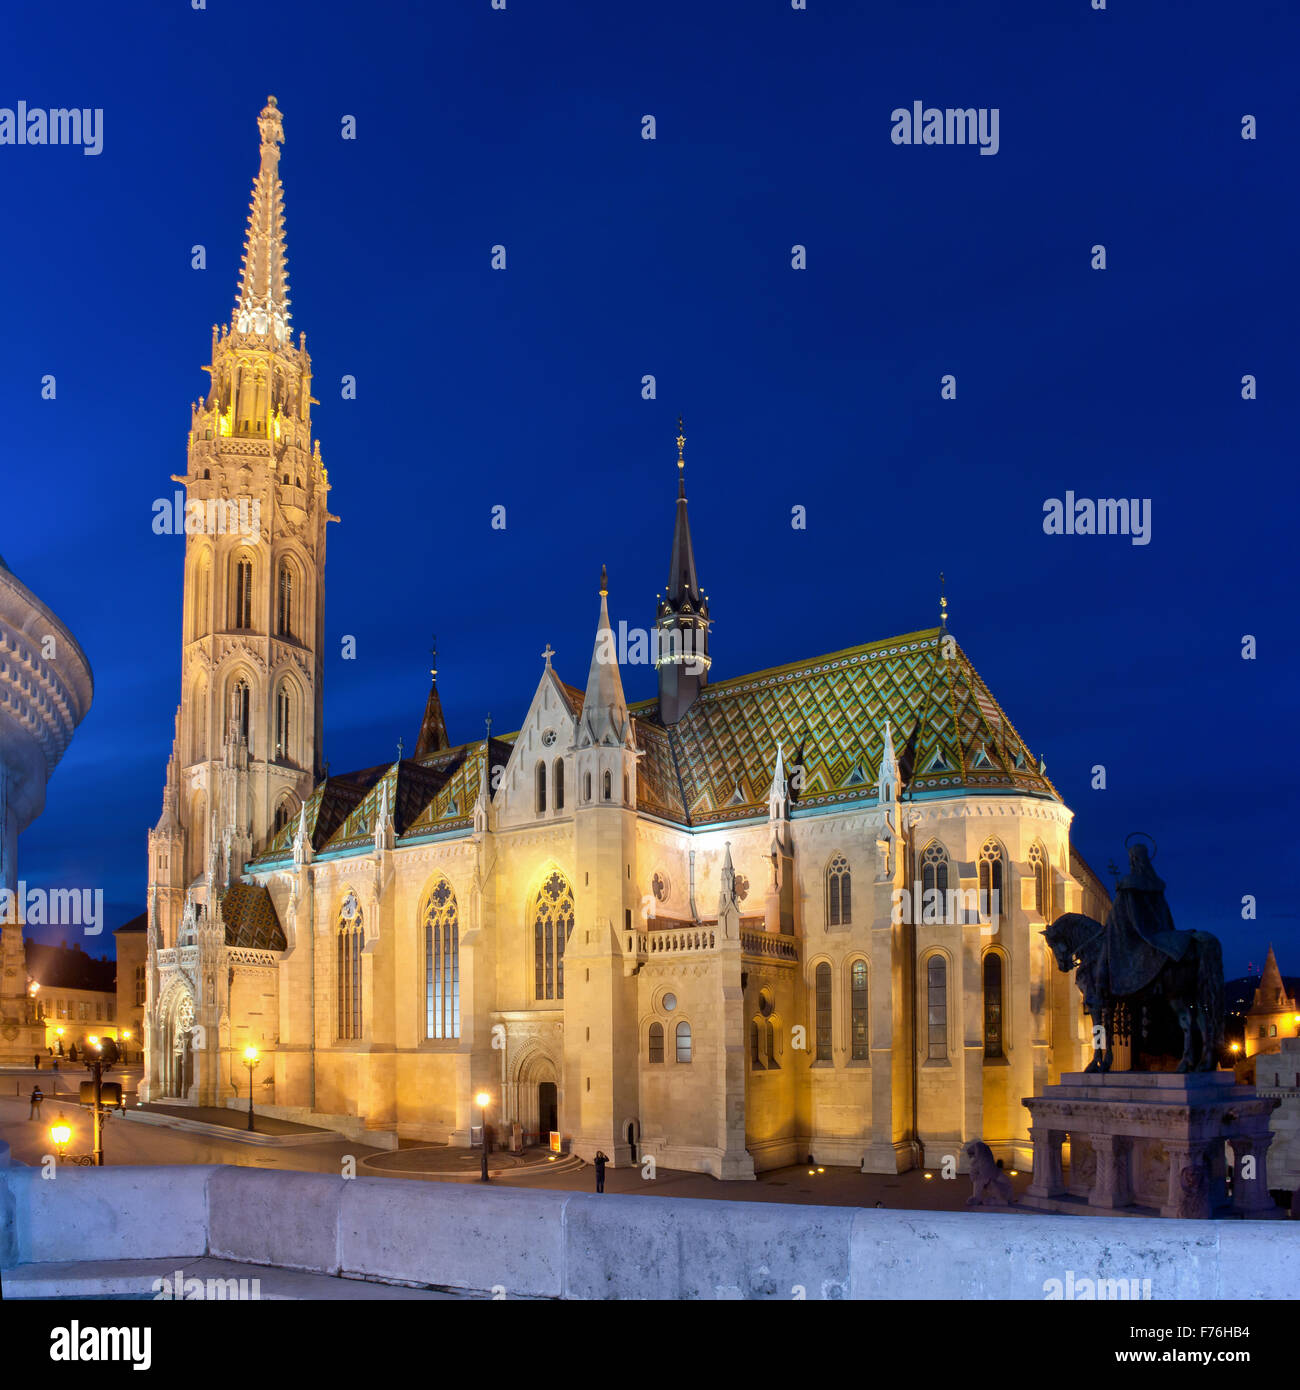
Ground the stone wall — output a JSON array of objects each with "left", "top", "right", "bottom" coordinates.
[{"left": 0, "top": 1163, "right": 1291, "bottom": 1300}]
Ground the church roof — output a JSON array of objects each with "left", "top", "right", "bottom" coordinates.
[
  {"left": 251, "top": 624, "right": 1056, "bottom": 866},
  {"left": 1247, "top": 945, "right": 1296, "bottom": 1016},
  {"left": 25, "top": 941, "right": 116, "bottom": 993},
  {"left": 219, "top": 882, "right": 286, "bottom": 951},
  {"left": 630, "top": 627, "right": 1057, "bottom": 826}
]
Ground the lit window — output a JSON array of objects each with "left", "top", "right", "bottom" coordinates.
[
  {"left": 648, "top": 1022, "right": 664, "bottom": 1063},
  {"left": 337, "top": 892, "right": 364, "bottom": 1040},
  {"left": 675, "top": 1021, "right": 692, "bottom": 1063},
  {"left": 983, "top": 954, "right": 1003, "bottom": 1059},
  {"left": 533, "top": 871, "right": 575, "bottom": 1001},
  {"left": 424, "top": 879, "right": 459, "bottom": 1040},
  {"left": 927, "top": 956, "right": 947, "bottom": 1060},
  {"left": 815, "top": 962, "right": 832, "bottom": 1061},
  {"left": 851, "top": 960, "right": 869, "bottom": 1060},
  {"left": 827, "top": 854, "right": 851, "bottom": 927}
]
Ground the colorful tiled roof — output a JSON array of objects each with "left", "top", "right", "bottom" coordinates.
[
  {"left": 219, "top": 882, "right": 286, "bottom": 951},
  {"left": 252, "top": 626, "right": 1057, "bottom": 864}
]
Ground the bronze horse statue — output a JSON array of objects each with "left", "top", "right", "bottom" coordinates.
[{"left": 1043, "top": 843, "right": 1223, "bottom": 1073}]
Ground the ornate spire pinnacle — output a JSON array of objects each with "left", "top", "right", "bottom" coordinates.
[
  {"left": 579, "top": 567, "right": 634, "bottom": 749},
  {"left": 414, "top": 638, "right": 449, "bottom": 759},
  {"left": 676, "top": 415, "right": 686, "bottom": 484},
  {"left": 939, "top": 571, "right": 948, "bottom": 634},
  {"left": 233, "top": 96, "right": 291, "bottom": 344},
  {"left": 656, "top": 419, "right": 710, "bottom": 723},
  {"left": 599, "top": 564, "right": 608, "bottom": 598}
]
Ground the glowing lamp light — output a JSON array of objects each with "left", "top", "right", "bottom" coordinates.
[
  {"left": 55, "top": 1027, "right": 64, "bottom": 1036},
  {"left": 475, "top": 1091, "right": 490, "bottom": 1109},
  {"left": 122, "top": 1031, "right": 131, "bottom": 1040},
  {"left": 244, "top": 1045, "right": 259, "bottom": 1064},
  {"left": 923, "top": 1172, "right": 934, "bottom": 1181},
  {"left": 817, "top": 1167, "right": 825, "bottom": 1173},
  {"left": 50, "top": 1123, "right": 71, "bottom": 1153},
  {"left": 88, "top": 1036, "right": 99, "bottom": 1045},
  {"left": 1230, "top": 1043, "right": 1241, "bottom": 1054}
]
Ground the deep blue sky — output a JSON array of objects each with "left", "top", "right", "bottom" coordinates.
[{"left": 3, "top": 1, "right": 1295, "bottom": 975}]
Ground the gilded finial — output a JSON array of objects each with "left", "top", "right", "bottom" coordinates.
[
  {"left": 676, "top": 416, "right": 685, "bottom": 470},
  {"left": 429, "top": 632, "right": 437, "bottom": 680},
  {"left": 939, "top": 571, "right": 948, "bottom": 633},
  {"left": 599, "top": 563, "right": 609, "bottom": 597}
]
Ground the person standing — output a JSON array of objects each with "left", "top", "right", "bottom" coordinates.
[
  {"left": 594, "top": 1150, "right": 608, "bottom": 1194},
  {"left": 28, "top": 1085, "right": 43, "bottom": 1121}
]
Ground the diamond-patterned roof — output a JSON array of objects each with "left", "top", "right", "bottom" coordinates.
[
  {"left": 219, "top": 881, "right": 286, "bottom": 950},
  {"left": 251, "top": 625, "right": 1056, "bottom": 864}
]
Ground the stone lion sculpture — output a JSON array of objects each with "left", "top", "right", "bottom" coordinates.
[
  {"left": 1176, "top": 1162, "right": 1211, "bottom": 1220},
  {"left": 964, "top": 1140, "right": 1014, "bottom": 1207}
]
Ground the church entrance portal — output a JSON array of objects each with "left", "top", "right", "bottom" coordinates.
[{"left": 538, "top": 1081, "right": 558, "bottom": 1140}]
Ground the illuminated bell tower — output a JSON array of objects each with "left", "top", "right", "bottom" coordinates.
[{"left": 149, "top": 96, "right": 332, "bottom": 949}]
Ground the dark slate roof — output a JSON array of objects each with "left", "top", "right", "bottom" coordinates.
[
  {"left": 113, "top": 911, "right": 148, "bottom": 935},
  {"left": 25, "top": 941, "right": 116, "bottom": 992},
  {"left": 219, "top": 882, "right": 287, "bottom": 951}
]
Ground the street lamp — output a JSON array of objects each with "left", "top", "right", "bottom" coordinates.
[
  {"left": 49, "top": 1121, "right": 71, "bottom": 1161},
  {"left": 476, "top": 1090, "right": 491, "bottom": 1182},
  {"left": 121, "top": 1030, "right": 131, "bottom": 1064},
  {"left": 244, "top": 1046, "right": 260, "bottom": 1132}
]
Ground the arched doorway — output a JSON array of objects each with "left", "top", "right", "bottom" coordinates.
[
  {"left": 160, "top": 988, "right": 195, "bottom": 1100},
  {"left": 539, "top": 1082, "right": 558, "bottom": 1141}
]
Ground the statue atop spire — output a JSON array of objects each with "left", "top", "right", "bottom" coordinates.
[{"left": 234, "top": 96, "right": 291, "bottom": 344}]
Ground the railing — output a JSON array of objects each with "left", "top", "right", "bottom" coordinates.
[
  {"left": 647, "top": 927, "right": 716, "bottom": 954},
  {"left": 740, "top": 931, "right": 799, "bottom": 962}
]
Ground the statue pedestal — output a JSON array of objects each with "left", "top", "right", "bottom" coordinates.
[{"left": 1021, "top": 1072, "right": 1280, "bottom": 1219}]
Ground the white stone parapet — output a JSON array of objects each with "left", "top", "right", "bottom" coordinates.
[{"left": 1, "top": 1163, "right": 1293, "bottom": 1300}]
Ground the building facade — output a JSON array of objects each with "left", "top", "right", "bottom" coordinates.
[{"left": 141, "top": 97, "right": 1109, "bottom": 1175}]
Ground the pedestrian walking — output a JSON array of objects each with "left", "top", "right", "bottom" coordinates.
[
  {"left": 28, "top": 1085, "right": 43, "bottom": 1121},
  {"left": 33, "top": 1053, "right": 41, "bottom": 1069},
  {"left": 594, "top": 1150, "right": 608, "bottom": 1194}
]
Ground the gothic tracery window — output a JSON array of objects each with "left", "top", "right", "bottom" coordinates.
[
  {"left": 277, "top": 562, "right": 294, "bottom": 638},
  {"left": 424, "top": 879, "right": 460, "bottom": 1040},
  {"left": 978, "top": 839, "right": 1005, "bottom": 920},
  {"left": 275, "top": 685, "right": 291, "bottom": 762},
  {"left": 815, "top": 961, "right": 832, "bottom": 1061},
  {"left": 827, "top": 854, "right": 851, "bottom": 927},
  {"left": 927, "top": 955, "right": 948, "bottom": 1061},
  {"left": 1029, "top": 841, "right": 1050, "bottom": 919},
  {"left": 337, "top": 892, "right": 364, "bottom": 1040},
  {"left": 553, "top": 758, "right": 564, "bottom": 810},
  {"left": 851, "top": 958, "right": 869, "bottom": 1061},
  {"left": 983, "top": 952, "right": 1004, "bottom": 1059},
  {"left": 233, "top": 557, "right": 253, "bottom": 630},
  {"left": 921, "top": 841, "right": 949, "bottom": 899},
  {"left": 232, "top": 679, "right": 251, "bottom": 746},
  {"left": 532, "top": 871, "right": 575, "bottom": 1001},
  {"left": 535, "top": 761, "right": 547, "bottom": 814}
]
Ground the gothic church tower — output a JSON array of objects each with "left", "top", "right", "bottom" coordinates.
[{"left": 149, "top": 97, "right": 331, "bottom": 950}]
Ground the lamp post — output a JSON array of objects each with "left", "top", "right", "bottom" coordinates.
[
  {"left": 49, "top": 1121, "right": 71, "bottom": 1162},
  {"left": 244, "top": 1046, "right": 259, "bottom": 1131},
  {"left": 476, "top": 1090, "right": 491, "bottom": 1182},
  {"left": 121, "top": 1030, "right": 131, "bottom": 1065}
]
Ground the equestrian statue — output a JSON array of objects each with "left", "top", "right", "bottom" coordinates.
[{"left": 1044, "top": 838, "right": 1224, "bottom": 1073}]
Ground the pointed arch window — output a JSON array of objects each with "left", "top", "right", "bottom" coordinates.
[
  {"left": 921, "top": 841, "right": 949, "bottom": 899},
  {"left": 978, "top": 839, "right": 1004, "bottom": 920},
  {"left": 602, "top": 770, "right": 612, "bottom": 801},
  {"left": 1029, "top": 842, "right": 1050, "bottom": 919},
  {"left": 927, "top": 955, "right": 948, "bottom": 1060},
  {"left": 826, "top": 854, "right": 851, "bottom": 927},
  {"left": 337, "top": 892, "right": 363, "bottom": 1040},
  {"left": 191, "top": 677, "right": 207, "bottom": 763},
  {"left": 424, "top": 879, "right": 459, "bottom": 1040},
  {"left": 232, "top": 679, "right": 250, "bottom": 745},
  {"left": 815, "top": 962, "right": 832, "bottom": 1061},
  {"left": 851, "top": 959, "right": 869, "bottom": 1060},
  {"left": 583, "top": 772, "right": 592, "bottom": 802},
  {"left": 192, "top": 554, "right": 211, "bottom": 641},
  {"left": 983, "top": 953, "right": 1004, "bottom": 1059},
  {"left": 648, "top": 1021, "right": 664, "bottom": 1064},
  {"left": 273, "top": 797, "right": 296, "bottom": 836},
  {"left": 533, "top": 871, "right": 575, "bottom": 1001},
  {"left": 277, "top": 562, "right": 294, "bottom": 638},
  {"left": 764, "top": 1019, "right": 779, "bottom": 1069},
  {"left": 750, "top": 1019, "right": 763, "bottom": 1069},
  {"left": 675, "top": 1021, "right": 692, "bottom": 1063},
  {"left": 275, "top": 685, "right": 292, "bottom": 762},
  {"left": 535, "top": 761, "right": 547, "bottom": 814},
  {"left": 553, "top": 759, "right": 565, "bottom": 811},
  {"left": 233, "top": 557, "right": 253, "bottom": 630}
]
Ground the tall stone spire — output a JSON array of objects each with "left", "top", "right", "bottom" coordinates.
[
  {"left": 233, "top": 96, "right": 291, "bottom": 345},
  {"left": 579, "top": 565, "right": 634, "bottom": 749},
  {"left": 656, "top": 418, "right": 710, "bottom": 724}
]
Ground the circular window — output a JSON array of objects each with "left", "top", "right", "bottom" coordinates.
[
  {"left": 735, "top": 874, "right": 750, "bottom": 903},
  {"left": 758, "top": 989, "right": 774, "bottom": 1018},
  {"left": 541, "top": 728, "right": 557, "bottom": 747},
  {"left": 652, "top": 871, "right": 669, "bottom": 903},
  {"left": 661, "top": 993, "right": 677, "bottom": 1012}
]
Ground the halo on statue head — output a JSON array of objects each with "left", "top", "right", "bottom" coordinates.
[{"left": 1124, "top": 831, "right": 1157, "bottom": 860}]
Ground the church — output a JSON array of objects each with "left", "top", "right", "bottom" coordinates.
[{"left": 141, "top": 97, "right": 1110, "bottom": 1176}]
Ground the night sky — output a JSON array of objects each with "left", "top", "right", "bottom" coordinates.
[{"left": 3, "top": 1, "right": 1295, "bottom": 975}]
